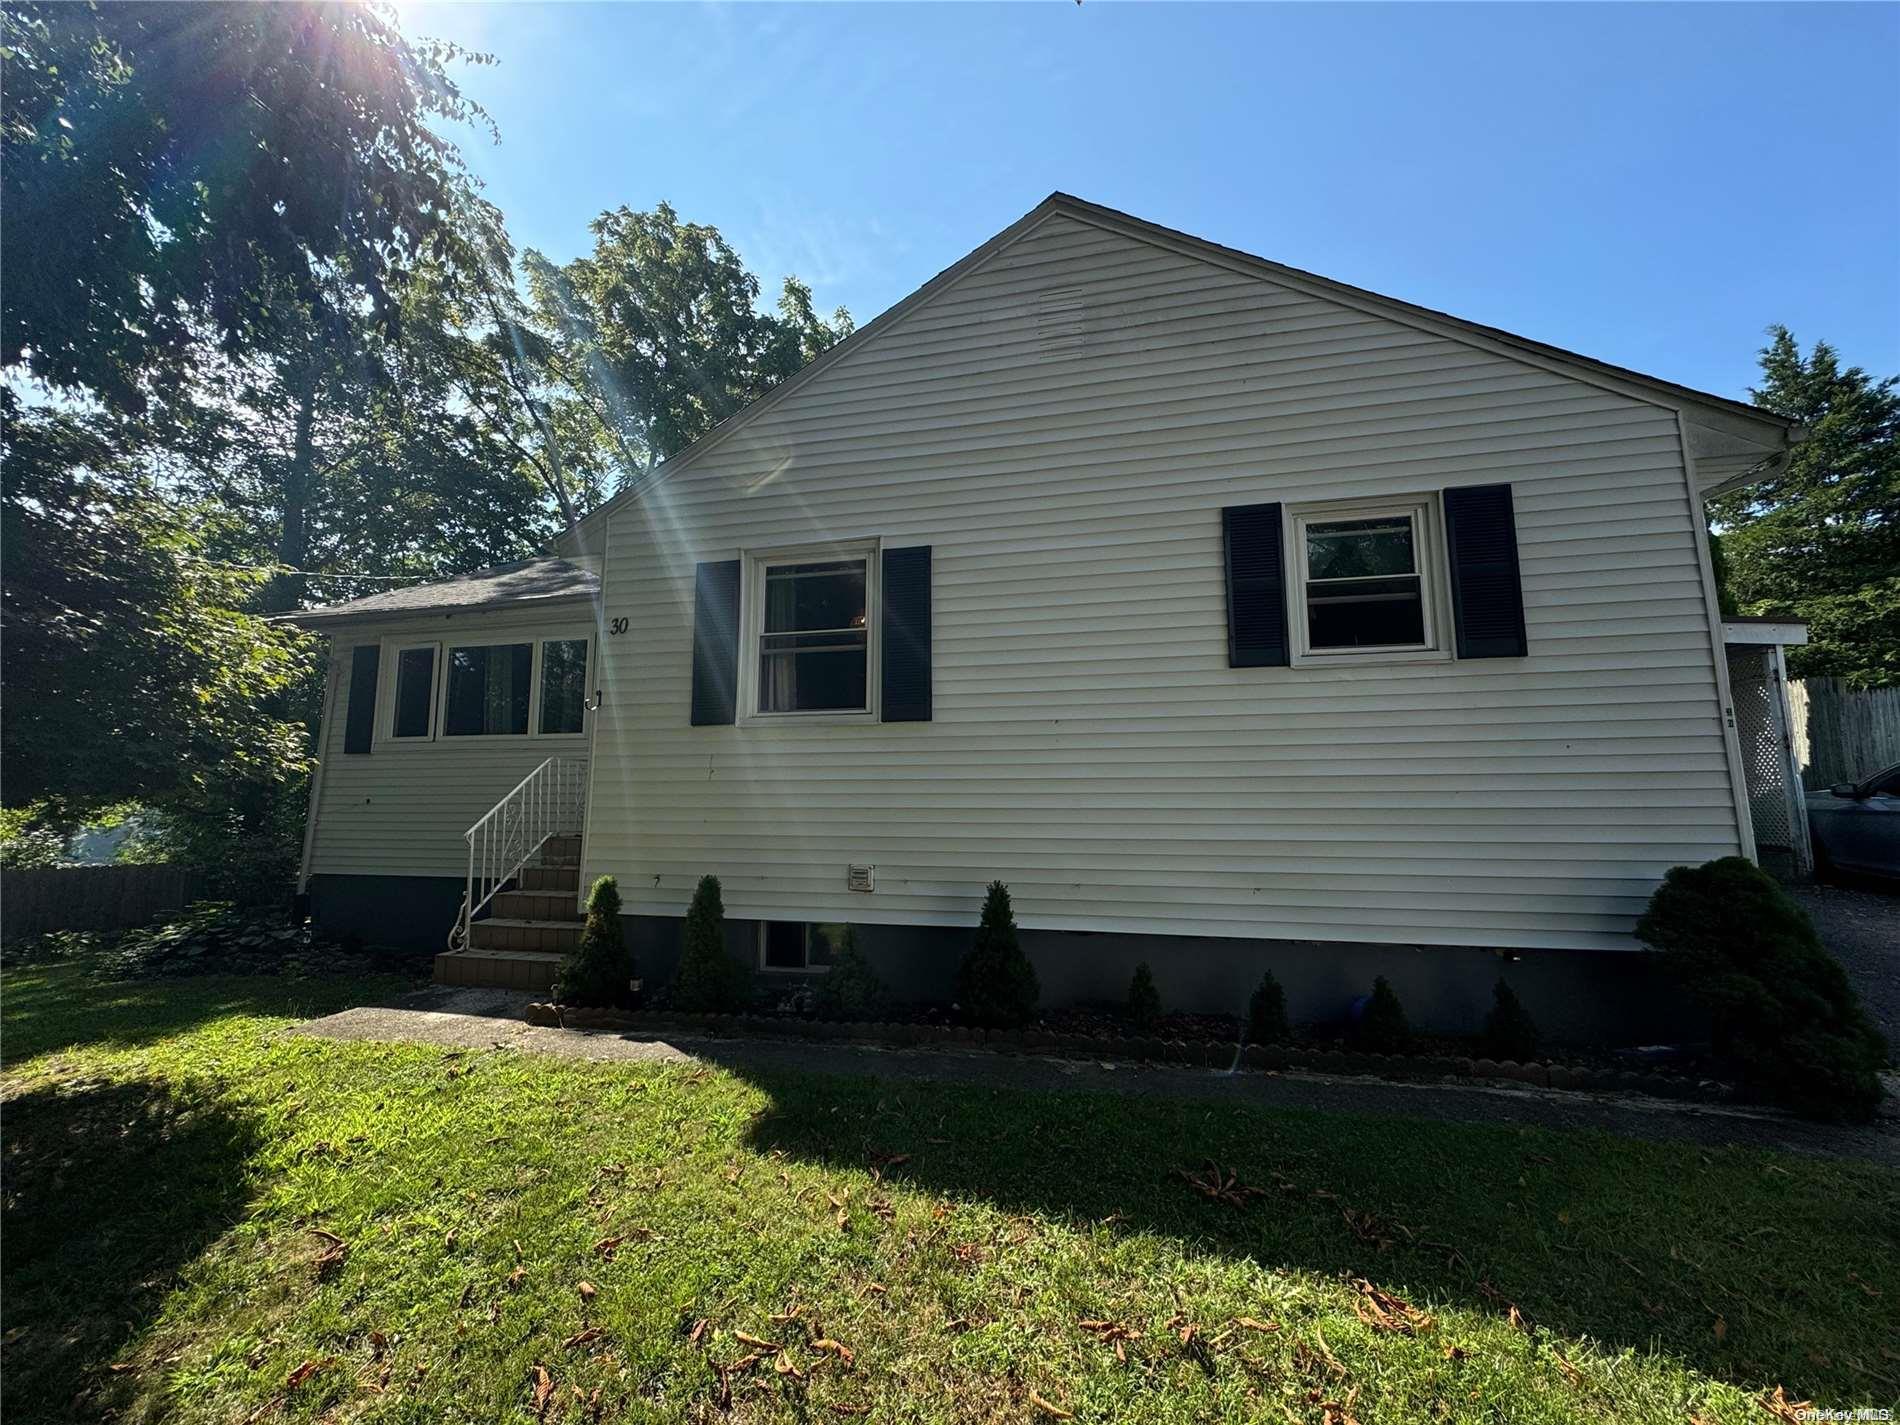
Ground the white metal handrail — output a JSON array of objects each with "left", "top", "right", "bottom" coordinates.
[{"left": 452, "top": 756, "right": 587, "bottom": 950}]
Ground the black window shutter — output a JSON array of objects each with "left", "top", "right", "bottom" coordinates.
[
  {"left": 690, "top": 560, "right": 742, "bottom": 725},
  {"left": 1223, "top": 503, "right": 1289, "bottom": 668},
  {"left": 1444, "top": 483, "right": 1528, "bottom": 659},
  {"left": 881, "top": 545, "right": 932, "bottom": 722},
  {"left": 343, "top": 645, "right": 380, "bottom": 754}
]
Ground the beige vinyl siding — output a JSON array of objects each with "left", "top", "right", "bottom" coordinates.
[
  {"left": 308, "top": 606, "right": 592, "bottom": 883},
  {"left": 582, "top": 212, "right": 1737, "bottom": 952}
]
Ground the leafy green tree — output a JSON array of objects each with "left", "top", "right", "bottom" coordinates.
[
  {"left": 956, "top": 882, "right": 1040, "bottom": 1027},
  {"left": 0, "top": 405, "right": 311, "bottom": 832},
  {"left": 1710, "top": 328, "right": 1900, "bottom": 687},
  {"left": 522, "top": 202, "right": 852, "bottom": 489},
  {"left": 1, "top": 1, "right": 490, "bottom": 411}
]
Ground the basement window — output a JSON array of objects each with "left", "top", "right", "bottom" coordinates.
[{"left": 759, "top": 922, "right": 844, "bottom": 973}]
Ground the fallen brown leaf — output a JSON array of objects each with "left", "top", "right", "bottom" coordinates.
[
  {"left": 562, "top": 1327, "right": 605, "bottom": 1351},
  {"left": 1175, "top": 1160, "right": 1268, "bottom": 1210},
  {"left": 1757, "top": 1386, "right": 1816, "bottom": 1424},
  {"left": 284, "top": 1357, "right": 333, "bottom": 1391},
  {"left": 811, "top": 1338, "right": 856, "bottom": 1366},
  {"left": 1350, "top": 1279, "right": 1434, "bottom": 1335},
  {"left": 1028, "top": 1388, "right": 1074, "bottom": 1419},
  {"left": 530, "top": 1364, "right": 555, "bottom": 1419},
  {"left": 592, "top": 1235, "right": 625, "bottom": 1260},
  {"left": 577, "top": 1281, "right": 597, "bottom": 1302},
  {"left": 1234, "top": 1316, "right": 1279, "bottom": 1333},
  {"left": 733, "top": 1330, "right": 781, "bottom": 1351}
]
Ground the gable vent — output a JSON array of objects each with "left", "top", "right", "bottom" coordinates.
[{"left": 1036, "top": 288, "right": 1087, "bottom": 358}]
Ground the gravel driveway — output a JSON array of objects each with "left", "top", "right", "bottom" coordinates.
[{"left": 1789, "top": 880, "right": 1900, "bottom": 1052}]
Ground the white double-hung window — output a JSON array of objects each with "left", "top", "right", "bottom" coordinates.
[
  {"left": 746, "top": 547, "right": 875, "bottom": 717},
  {"left": 1289, "top": 496, "right": 1446, "bottom": 662}
]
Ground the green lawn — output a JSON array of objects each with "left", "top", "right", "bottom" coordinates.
[{"left": 3, "top": 963, "right": 1893, "bottom": 1423}]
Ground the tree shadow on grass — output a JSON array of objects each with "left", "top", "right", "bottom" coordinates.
[
  {"left": 723, "top": 1060, "right": 1898, "bottom": 1407},
  {"left": 0, "top": 961, "right": 421, "bottom": 1066},
  {"left": 1, "top": 1075, "right": 263, "bottom": 1424}
]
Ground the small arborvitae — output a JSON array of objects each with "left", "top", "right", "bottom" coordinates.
[
  {"left": 1483, "top": 978, "right": 1540, "bottom": 1062},
  {"left": 1356, "top": 975, "right": 1412, "bottom": 1054},
  {"left": 1126, "top": 961, "right": 1162, "bottom": 1029},
  {"left": 1247, "top": 970, "right": 1290, "bottom": 1043},
  {"left": 672, "top": 874, "right": 748, "bottom": 1012},
  {"left": 813, "top": 925, "right": 886, "bottom": 1020},
  {"left": 955, "top": 881, "right": 1040, "bottom": 1027},
  {"left": 554, "top": 876, "right": 632, "bottom": 1008}
]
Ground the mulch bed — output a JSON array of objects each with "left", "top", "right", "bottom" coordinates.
[{"left": 526, "top": 1002, "right": 1737, "bottom": 1105}]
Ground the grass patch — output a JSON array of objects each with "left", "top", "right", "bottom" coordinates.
[{"left": 3, "top": 961, "right": 1893, "bottom": 1422}]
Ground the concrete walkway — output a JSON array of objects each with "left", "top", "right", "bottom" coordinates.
[{"left": 294, "top": 986, "right": 1900, "bottom": 1164}]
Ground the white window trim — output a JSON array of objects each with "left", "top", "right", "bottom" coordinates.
[
  {"left": 382, "top": 640, "right": 443, "bottom": 744},
  {"left": 373, "top": 629, "right": 593, "bottom": 748},
  {"left": 534, "top": 635, "right": 594, "bottom": 738},
  {"left": 737, "top": 538, "right": 882, "bottom": 726},
  {"left": 1286, "top": 494, "right": 1453, "bottom": 667},
  {"left": 756, "top": 921, "right": 836, "bottom": 974}
]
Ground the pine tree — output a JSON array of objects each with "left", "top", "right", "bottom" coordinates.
[
  {"left": 1355, "top": 976, "right": 1412, "bottom": 1054},
  {"left": 812, "top": 925, "right": 886, "bottom": 1020},
  {"left": 555, "top": 876, "right": 632, "bottom": 1007},
  {"left": 1637, "top": 856, "right": 1885, "bottom": 1121},
  {"left": 1126, "top": 962, "right": 1162, "bottom": 1029},
  {"left": 672, "top": 874, "right": 748, "bottom": 1012},
  {"left": 955, "top": 881, "right": 1039, "bottom": 1027},
  {"left": 1482, "top": 979, "right": 1540, "bottom": 1062},
  {"left": 1247, "top": 970, "right": 1291, "bottom": 1043},
  {"left": 1709, "top": 328, "right": 1900, "bottom": 687}
]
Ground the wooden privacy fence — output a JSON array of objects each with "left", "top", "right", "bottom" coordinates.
[
  {"left": 3, "top": 864, "right": 203, "bottom": 939},
  {"left": 1790, "top": 677, "right": 1900, "bottom": 790}
]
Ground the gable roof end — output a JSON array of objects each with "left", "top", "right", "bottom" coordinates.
[{"left": 557, "top": 192, "right": 1799, "bottom": 550}]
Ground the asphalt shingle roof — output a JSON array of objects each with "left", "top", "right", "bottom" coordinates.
[{"left": 283, "top": 557, "right": 598, "bottom": 627}]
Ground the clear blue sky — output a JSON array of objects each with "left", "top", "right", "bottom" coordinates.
[{"left": 406, "top": 1, "right": 1899, "bottom": 402}]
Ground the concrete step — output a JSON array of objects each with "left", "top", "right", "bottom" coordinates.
[
  {"left": 469, "top": 917, "right": 581, "bottom": 953},
  {"left": 435, "top": 947, "right": 563, "bottom": 991},
  {"left": 491, "top": 890, "right": 582, "bottom": 922},
  {"left": 519, "top": 864, "right": 580, "bottom": 893}
]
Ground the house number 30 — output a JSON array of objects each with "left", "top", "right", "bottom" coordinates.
[{"left": 609, "top": 617, "right": 628, "bottom": 635}]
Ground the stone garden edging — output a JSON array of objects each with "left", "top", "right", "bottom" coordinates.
[{"left": 524, "top": 1003, "right": 1734, "bottom": 1105}]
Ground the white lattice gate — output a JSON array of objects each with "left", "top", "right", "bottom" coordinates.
[{"left": 1725, "top": 644, "right": 1811, "bottom": 876}]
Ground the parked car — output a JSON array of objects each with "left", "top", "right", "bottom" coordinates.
[{"left": 1807, "top": 762, "right": 1900, "bottom": 881}]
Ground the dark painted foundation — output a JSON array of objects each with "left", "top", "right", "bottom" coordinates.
[
  {"left": 309, "top": 874, "right": 464, "bottom": 953},
  {"left": 306, "top": 875, "right": 1687, "bottom": 1045},
  {"left": 625, "top": 913, "right": 1692, "bottom": 1047}
]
